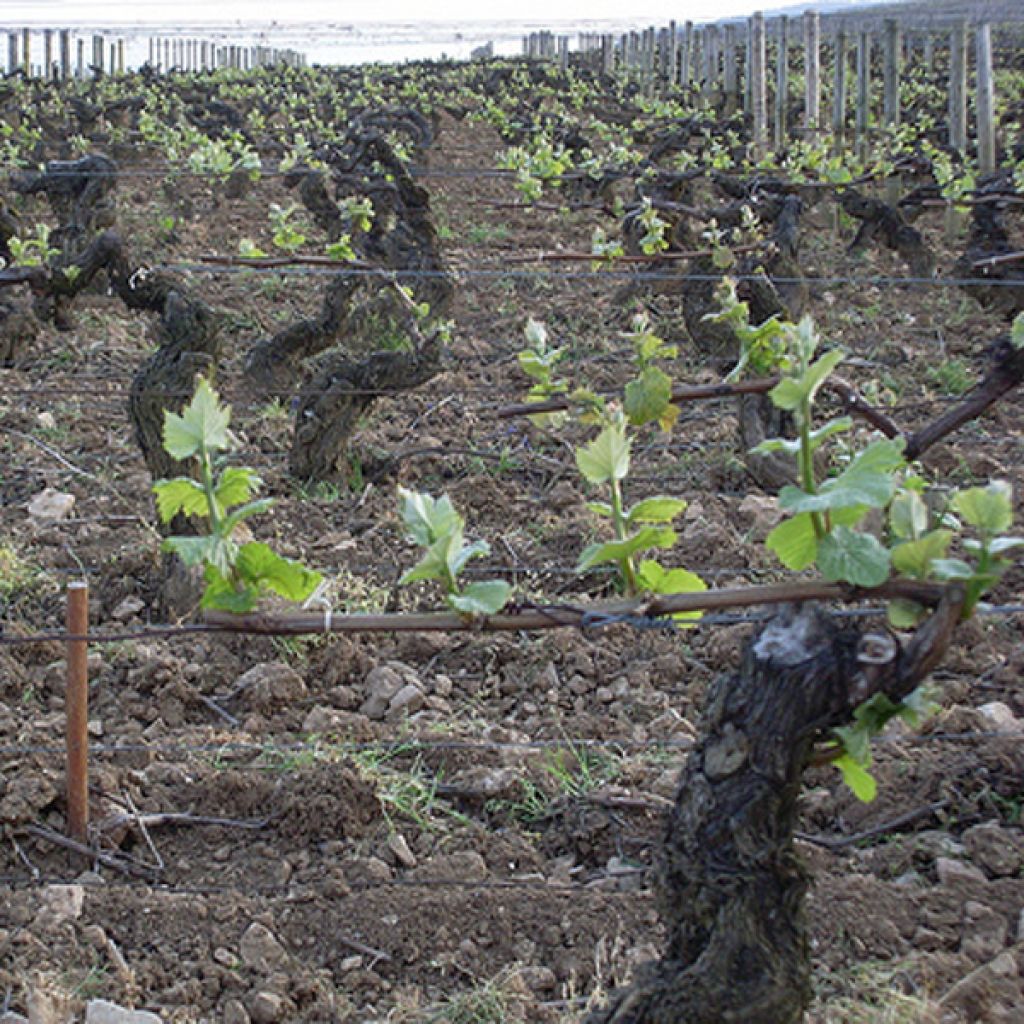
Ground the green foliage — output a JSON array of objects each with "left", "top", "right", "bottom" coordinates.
[
  {"left": 397, "top": 488, "right": 512, "bottom": 616},
  {"left": 7, "top": 224, "right": 60, "bottom": 268},
  {"left": 517, "top": 318, "right": 567, "bottom": 426},
  {"left": 268, "top": 202, "right": 307, "bottom": 254},
  {"left": 153, "top": 378, "right": 322, "bottom": 612},
  {"left": 1013, "top": 312, "right": 1024, "bottom": 351},
  {"left": 574, "top": 410, "right": 705, "bottom": 609}
]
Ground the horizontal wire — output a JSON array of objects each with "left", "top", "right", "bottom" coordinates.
[
  {"left": 2, "top": 603, "right": 1022, "bottom": 649},
  {"left": 136, "top": 262, "right": 1024, "bottom": 289},
  {"left": 0, "top": 870, "right": 654, "bottom": 898},
  {"left": 1, "top": 728, "right": 1019, "bottom": 762}
]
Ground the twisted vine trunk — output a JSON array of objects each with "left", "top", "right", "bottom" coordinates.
[{"left": 587, "top": 595, "right": 962, "bottom": 1024}]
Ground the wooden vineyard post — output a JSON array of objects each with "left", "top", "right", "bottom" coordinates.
[
  {"left": 723, "top": 24, "right": 738, "bottom": 114},
  {"left": 883, "top": 18, "right": 901, "bottom": 204},
  {"left": 750, "top": 12, "right": 767, "bottom": 158},
  {"left": 60, "top": 29, "right": 70, "bottom": 79},
  {"left": 949, "top": 20, "right": 968, "bottom": 156},
  {"left": 21, "top": 28, "right": 29, "bottom": 76},
  {"left": 832, "top": 25, "right": 848, "bottom": 153},
  {"left": 44, "top": 29, "right": 53, "bottom": 79},
  {"left": 76, "top": 37, "right": 84, "bottom": 78},
  {"left": 976, "top": 23, "right": 996, "bottom": 176},
  {"left": 775, "top": 15, "right": 789, "bottom": 150},
  {"left": 7, "top": 33, "right": 17, "bottom": 75},
  {"left": 855, "top": 27, "right": 871, "bottom": 162},
  {"left": 803, "top": 9, "right": 820, "bottom": 139},
  {"left": 65, "top": 581, "right": 90, "bottom": 842},
  {"left": 680, "top": 21, "right": 693, "bottom": 86}
]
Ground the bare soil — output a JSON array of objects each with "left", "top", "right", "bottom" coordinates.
[{"left": 1, "top": 101, "right": 1023, "bottom": 1024}]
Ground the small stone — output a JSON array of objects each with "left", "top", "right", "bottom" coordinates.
[
  {"left": 338, "top": 955, "right": 363, "bottom": 972},
  {"left": 433, "top": 674, "right": 453, "bottom": 697},
  {"left": 977, "top": 702, "right": 1021, "bottom": 731},
  {"left": 410, "top": 851, "right": 487, "bottom": 882},
  {"left": 213, "top": 947, "right": 239, "bottom": 968},
  {"left": 301, "top": 706, "right": 367, "bottom": 734},
  {"left": 81, "top": 924, "right": 107, "bottom": 950},
  {"left": 248, "top": 991, "right": 285, "bottom": 1024},
  {"left": 517, "top": 965, "right": 557, "bottom": 993},
  {"left": 28, "top": 488, "right": 75, "bottom": 523},
  {"left": 222, "top": 1000, "right": 249, "bottom": 1024},
  {"left": 964, "top": 822, "right": 1023, "bottom": 878},
  {"left": 386, "top": 682, "right": 425, "bottom": 721},
  {"left": 35, "top": 411, "right": 56, "bottom": 430},
  {"left": 239, "top": 922, "right": 288, "bottom": 972},
  {"left": 936, "top": 856, "right": 987, "bottom": 887},
  {"left": 111, "top": 597, "right": 145, "bottom": 622},
  {"left": 233, "top": 663, "right": 306, "bottom": 712},
  {"left": 360, "top": 665, "right": 404, "bottom": 720},
  {"left": 387, "top": 833, "right": 417, "bottom": 869},
  {"left": 87, "top": 719, "right": 104, "bottom": 737},
  {"left": 737, "top": 494, "right": 783, "bottom": 540},
  {"left": 84, "top": 1001, "right": 163, "bottom": 1024},
  {"left": 41, "top": 883, "right": 84, "bottom": 920}
]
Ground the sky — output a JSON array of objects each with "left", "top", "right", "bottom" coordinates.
[{"left": 2, "top": 0, "right": 823, "bottom": 27}]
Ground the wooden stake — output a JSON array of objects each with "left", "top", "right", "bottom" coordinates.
[{"left": 65, "top": 581, "right": 90, "bottom": 842}]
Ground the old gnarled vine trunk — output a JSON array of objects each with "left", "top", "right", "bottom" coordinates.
[{"left": 587, "top": 596, "right": 960, "bottom": 1024}]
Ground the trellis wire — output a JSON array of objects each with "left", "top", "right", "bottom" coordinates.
[
  {"left": 2, "top": 601, "right": 1022, "bottom": 649},
  {"left": 1, "top": 727, "right": 1019, "bottom": 762}
]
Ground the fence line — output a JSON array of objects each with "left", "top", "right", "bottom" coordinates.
[{"left": 0, "top": 727, "right": 1019, "bottom": 763}]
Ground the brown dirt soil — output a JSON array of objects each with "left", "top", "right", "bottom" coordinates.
[{"left": 1, "top": 88, "right": 1024, "bottom": 1024}]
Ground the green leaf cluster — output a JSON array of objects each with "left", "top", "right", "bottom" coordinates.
[
  {"left": 153, "top": 378, "right": 322, "bottom": 612},
  {"left": 517, "top": 319, "right": 567, "bottom": 426},
  {"left": 398, "top": 488, "right": 512, "bottom": 616},
  {"left": 575, "top": 415, "right": 704, "bottom": 610},
  {"left": 833, "top": 687, "right": 939, "bottom": 802}
]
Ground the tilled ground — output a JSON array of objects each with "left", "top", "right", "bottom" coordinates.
[{"left": 1, "top": 101, "right": 1023, "bottom": 1023}]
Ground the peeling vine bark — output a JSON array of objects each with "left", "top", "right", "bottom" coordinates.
[{"left": 586, "top": 591, "right": 963, "bottom": 1024}]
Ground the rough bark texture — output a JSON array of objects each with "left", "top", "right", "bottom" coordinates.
[
  {"left": 586, "top": 593, "right": 962, "bottom": 1024},
  {"left": 289, "top": 333, "right": 441, "bottom": 480},
  {"left": 840, "top": 187, "right": 934, "bottom": 279}
]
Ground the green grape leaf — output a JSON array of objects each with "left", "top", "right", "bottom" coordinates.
[
  {"left": 523, "top": 317, "right": 547, "bottom": 349},
  {"left": 400, "top": 533, "right": 455, "bottom": 586},
  {"left": 1011, "top": 311, "right": 1024, "bottom": 350},
  {"left": 398, "top": 487, "right": 462, "bottom": 547},
  {"left": 586, "top": 501, "right": 614, "bottom": 518},
  {"left": 153, "top": 477, "right": 209, "bottom": 523},
  {"left": 624, "top": 365, "right": 673, "bottom": 427},
  {"left": 769, "top": 349, "right": 843, "bottom": 411},
  {"left": 214, "top": 466, "right": 262, "bottom": 510},
  {"left": 162, "top": 378, "right": 231, "bottom": 460},
  {"left": 951, "top": 482, "right": 1013, "bottom": 534},
  {"left": 576, "top": 421, "right": 630, "bottom": 484},
  {"left": 834, "top": 753, "right": 878, "bottom": 802},
  {"left": 889, "top": 489, "right": 929, "bottom": 540},
  {"left": 765, "top": 513, "right": 818, "bottom": 570},
  {"left": 929, "top": 557, "right": 975, "bottom": 580},
  {"left": 891, "top": 529, "right": 953, "bottom": 578},
  {"left": 235, "top": 541, "right": 323, "bottom": 603},
  {"left": 577, "top": 526, "right": 676, "bottom": 571},
  {"left": 752, "top": 416, "right": 852, "bottom": 457},
  {"left": 887, "top": 597, "right": 927, "bottom": 628},
  {"left": 988, "top": 536, "right": 1024, "bottom": 555},
  {"left": 636, "top": 559, "right": 706, "bottom": 623},
  {"left": 162, "top": 534, "right": 221, "bottom": 568},
  {"left": 817, "top": 527, "right": 891, "bottom": 586},
  {"left": 626, "top": 496, "right": 687, "bottom": 524},
  {"left": 448, "top": 580, "right": 512, "bottom": 616},
  {"left": 780, "top": 438, "right": 906, "bottom": 513},
  {"left": 447, "top": 537, "right": 490, "bottom": 578},
  {"left": 199, "top": 565, "right": 257, "bottom": 612}
]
